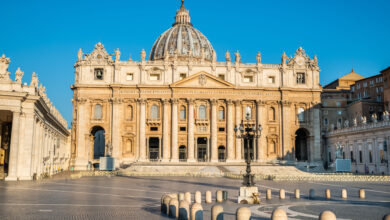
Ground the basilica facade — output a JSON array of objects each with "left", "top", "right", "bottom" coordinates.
[{"left": 71, "top": 1, "right": 322, "bottom": 170}]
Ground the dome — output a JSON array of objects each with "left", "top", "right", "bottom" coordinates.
[{"left": 149, "top": 0, "right": 214, "bottom": 61}]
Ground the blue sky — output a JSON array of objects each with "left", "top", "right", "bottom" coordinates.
[{"left": 1, "top": 0, "right": 389, "bottom": 126}]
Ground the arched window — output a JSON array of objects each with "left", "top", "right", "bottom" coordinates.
[
  {"left": 94, "top": 104, "right": 102, "bottom": 119},
  {"left": 245, "top": 106, "right": 252, "bottom": 119},
  {"left": 127, "top": 105, "right": 133, "bottom": 121},
  {"left": 150, "top": 105, "right": 159, "bottom": 119},
  {"left": 269, "top": 107, "right": 275, "bottom": 121},
  {"left": 199, "top": 105, "right": 206, "bottom": 119},
  {"left": 180, "top": 105, "right": 186, "bottom": 120},
  {"left": 218, "top": 106, "right": 225, "bottom": 120},
  {"left": 298, "top": 107, "right": 305, "bottom": 122}
]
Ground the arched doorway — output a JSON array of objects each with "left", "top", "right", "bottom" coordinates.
[
  {"left": 179, "top": 145, "right": 187, "bottom": 161},
  {"left": 149, "top": 137, "right": 159, "bottom": 161},
  {"left": 295, "top": 128, "right": 309, "bottom": 161},
  {"left": 197, "top": 137, "right": 208, "bottom": 162},
  {"left": 0, "top": 110, "right": 13, "bottom": 179},
  {"left": 218, "top": 146, "right": 226, "bottom": 162},
  {"left": 91, "top": 126, "right": 105, "bottom": 160}
]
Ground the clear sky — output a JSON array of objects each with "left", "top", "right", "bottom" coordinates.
[{"left": 1, "top": 0, "right": 389, "bottom": 126}]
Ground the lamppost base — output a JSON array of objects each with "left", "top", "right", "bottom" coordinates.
[{"left": 237, "top": 186, "right": 259, "bottom": 204}]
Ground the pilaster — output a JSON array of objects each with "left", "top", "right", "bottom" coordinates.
[
  {"left": 187, "top": 98, "right": 195, "bottom": 162},
  {"left": 171, "top": 98, "right": 179, "bottom": 162},
  {"left": 210, "top": 99, "right": 218, "bottom": 162}
]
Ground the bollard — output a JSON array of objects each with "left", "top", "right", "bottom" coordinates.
[
  {"left": 271, "top": 208, "right": 287, "bottom": 220},
  {"left": 279, "top": 189, "right": 285, "bottom": 199},
  {"left": 179, "top": 200, "right": 190, "bottom": 220},
  {"left": 216, "top": 190, "right": 223, "bottom": 203},
  {"left": 295, "top": 189, "right": 300, "bottom": 199},
  {"left": 205, "top": 191, "right": 212, "bottom": 204},
  {"left": 309, "top": 189, "right": 315, "bottom": 199},
  {"left": 359, "top": 189, "right": 365, "bottom": 199},
  {"left": 185, "top": 192, "right": 192, "bottom": 204},
  {"left": 179, "top": 192, "right": 185, "bottom": 201},
  {"left": 169, "top": 193, "right": 178, "bottom": 200},
  {"left": 169, "top": 198, "right": 179, "bottom": 218},
  {"left": 319, "top": 210, "right": 336, "bottom": 220},
  {"left": 163, "top": 196, "right": 172, "bottom": 215},
  {"left": 266, "top": 189, "right": 272, "bottom": 200},
  {"left": 236, "top": 207, "right": 251, "bottom": 220},
  {"left": 325, "top": 189, "right": 331, "bottom": 199},
  {"left": 341, "top": 189, "right": 347, "bottom": 199},
  {"left": 383, "top": 214, "right": 390, "bottom": 220},
  {"left": 211, "top": 205, "right": 224, "bottom": 220},
  {"left": 190, "top": 203, "right": 203, "bottom": 220},
  {"left": 195, "top": 191, "right": 202, "bottom": 203}
]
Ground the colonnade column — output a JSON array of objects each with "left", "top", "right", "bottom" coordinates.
[
  {"left": 139, "top": 98, "right": 146, "bottom": 161},
  {"left": 226, "top": 100, "right": 234, "bottom": 162},
  {"left": 187, "top": 99, "right": 195, "bottom": 162},
  {"left": 234, "top": 100, "right": 242, "bottom": 161},
  {"left": 210, "top": 99, "right": 218, "bottom": 162},
  {"left": 162, "top": 99, "right": 170, "bottom": 161},
  {"left": 5, "top": 111, "right": 21, "bottom": 181},
  {"left": 171, "top": 98, "right": 179, "bottom": 162}
]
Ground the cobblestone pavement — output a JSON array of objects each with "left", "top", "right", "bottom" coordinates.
[{"left": 0, "top": 176, "right": 389, "bottom": 219}]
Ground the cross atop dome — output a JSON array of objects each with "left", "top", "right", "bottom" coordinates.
[{"left": 174, "top": 0, "right": 192, "bottom": 26}]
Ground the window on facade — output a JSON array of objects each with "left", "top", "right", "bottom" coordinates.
[
  {"left": 380, "top": 150, "right": 384, "bottom": 163},
  {"left": 338, "top": 110, "right": 342, "bottom": 115},
  {"left": 180, "top": 105, "right": 186, "bottom": 120},
  {"left": 198, "top": 105, "right": 206, "bottom": 119},
  {"left": 219, "top": 127, "right": 225, "bottom": 132},
  {"left": 179, "top": 73, "right": 187, "bottom": 80},
  {"left": 351, "top": 86, "right": 355, "bottom": 92},
  {"left": 370, "top": 80, "right": 374, "bottom": 86},
  {"left": 218, "top": 74, "right": 225, "bottom": 80},
  {"left": 342, "top": 151, "right": 345, "bottom": 159},
  {"left": 126, "top": 105, "right": 133, "bottom": 120},
  {"left": 150, "top": 127, "right": 158, "bottom": 131},
  {"left": 336, "top": 101, "right": 341, "bottom": 107},
  {"left": 297, "top": 73, "right": 305, "bottom": 84},
  {"left": 269, "top": 107, "right": 276, "bottom": 121},
  {"left": 243, "top": 75, "right": 254, "bottom": 83},
  {"left": 358, "top": 93, "right": 361, "bottom": 99},
  {"left": 245, "top": 106, "right": 252, "bottom": 119},
  {"left": 180, "top": 127, "right": 186, "bottom": 131},
  {"left": 357, "top": 84, "right": 361, "bottom": 89},
  {"left": 369, "top": 150, "right": 373, "bottom": 163},
  {"left": 218, "top": 106, "right": 225, "bottom": 120},
  {"left": 94, "top": 104, "right": 102, "bottom": 119},
  {"left": 268, "top": 76, "right": 275, "bottom": 84},
  {"left": 384, "top": 141, "right": 387, "bottom": 152},
  {"left": 150, "top": 73, "right": 160, "bottom": 81},
  {"left": 324, "top": 118, "right": 328, "bottom": 125},
  {"left": 377, "top": 95, "right": 382, "bottom": 102},
  {"left": 150, "top": 105, "right": 159, "bottom": 119},
  {"left": 298, "top": 107, "right": 305, "bottom": 122},
  {"left": 126, "top": 73, "right": 134, "bottom": 81},
  {"left": 359, "top": 150, "right": 363, "bottom": 163},
  {"left": 94, "top": 68, "right": 104, "bottom": 80},
  {"left": 363, "top": 82, "right": 367, "bottom": 88},
  {"left": 363, "top": 91, "right": 368, "bottom": 97},
  {"left": 350, "top": 151, "right": 354, "bottom": 162}
]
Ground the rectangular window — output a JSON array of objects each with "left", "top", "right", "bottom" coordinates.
[
  {"left": 126, "top": 73, "right": 134, "bottom": 81},
  {"left": 150, "top": 73, "right": 160, "bottom": 81},
  {"left": 369, "top": 150, "right": 373, "bottom": 163},
  {"left": 218, "top": 127, "right": 225, "bottom": 132},
  {"left": 351, "top": 86, "right": 355, "bottom": 92},
  {"left": 268, "top": 76, "right": 275, "bottom": 84},
  {"left": 363, "top": 82, "right": 367, "bottom": 87},
  {"left": 296, "top": 72, "right": 305, "bottom": 84},
  {"left": 380, "top": 150, "right": 384, "bottom": 163},
  {"left": 336, "top": 101, "right": 341, "bottom": 107},
  {"left": 180, "top": 127, "right": 186, "bottom": 132},
  {"left": 359, "top": 150, "right": 363, "bottom": 163},
  {"left": 377, "top": 95, "right": 382, "bottom": 102},
  {"left": 350, "top": 151, "right": 354, "bottom": 162},
  {"left": 150, "top": 127, "right": 158, "bottom": 131},
  {"left": 179, "top": 73, "right": 187, "bottom": 80},
  {"left": 370, "top": 80, "right": 374, "bottom": 86},
  {"left": 357, "top": 84, "right": 361, "bottom": 89},
  {"left": 243, "top": 75, "right": 253, "bottom": 83},
  {"left": 218, "top": 74, "right": 225, "bottom": 80}
]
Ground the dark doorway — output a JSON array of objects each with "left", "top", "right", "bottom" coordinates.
[
  {"left": 243, "top": 136, "right": 254, "bottom": 160},
  {"left": 0, "top": 121, "right": 12, "bottom": 178},
  {"left": 197, "top": 137, "right": 207, "bottom": 162},
  {"left": 91, "top": 126, "right": 105, "bottom": 159},
  {"left": 149, "top": 137, "right": 159, "bottom": 160},
  {"left": 179, "top": 145, "right": 187, "bottom": 161},
  {"left": 218, "top": 146, "right": 226, "bottom": 162},
  {"left": 295, "top": 128, "right": 309, "bottom": 161}
]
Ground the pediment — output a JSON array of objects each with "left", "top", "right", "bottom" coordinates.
[{"left": 170, "top": 72, "right": 234, "bottom": 88}]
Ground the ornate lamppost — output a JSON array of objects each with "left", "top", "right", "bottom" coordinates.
[{"left": 234, "top": 112, "right": 262, "bottom": 187}]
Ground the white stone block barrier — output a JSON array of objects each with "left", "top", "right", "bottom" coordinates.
[
  {"left": 211, "top": 204, "right": 224, "bottom": 220},
  {"left": 163, "top": 196, "right": 172, "bottom": 215},
  {"left": 279, "top": 189, "right": 285, "bottom": 199},
  {"left": 359, "top": 189, "right": 365, "bottom": 199},
  {"left": 216, "top": 190, "right": 223, "bottom": 203},
  {"left": 266, "top": 189, "right": 272, "bottom": 200},
  {"left": 309, "top": 189, "right": 315, "bottom": 199},
  {"left": 190, "top": 203, "right": 203, "bottom": 220},
  {"left": 341, "top": 189, "right": 347, "bottom": 199},
  {"left": 319, "top": 210, "right": 336, "bottom": 220},
  {"left": 325, "top": 189, "right": 331, "bottom": 199},
  {"left": 195, "top": 191, "right": 202, "bottom": 203},
  {"left": 169, "top": 198, "right": 179, "bottom": 218},
  {"left": 295, "top": 189, "right": 300, "bottom": 199},
  {"left": 205, "top": 191, "right": 212, "bottom": 204},
  {"left": 179, "top": 192, "right": 185, "bottom": 201},
  {"left": 236, "top": 207, "right": 251, "bottom": 220},
  {"left": 179, "top": 200, "right": 190, "bottom": 220},
  {"left": 271, "top": 208, "right": 287, "bottom": 220},
  {"left": 185, "top": 192, "right": 192, "bottom": 204}
]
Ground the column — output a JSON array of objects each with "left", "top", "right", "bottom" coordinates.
[
  {"left": 235, "top": 100, "right": 242, "bottom": 161},
  {"left": 139, "top": 99, "right": 146, "bottom": 161},
  {"left": 187, "top": 99, "right": 195, "bottom": 162},
  {"left": 211, "top": 99, "right": 218, "bottom": 162},
  {"left": 312, "top": 103, "right": 321, "bottom": 161},
  {"left": 256, "top": 100, "right": 267, "bottom": 162},
  {"left": 226, "top": 100, "right": 234, "bottom": 161},
  {"left": 18, "top": 112, "right": 34, "bottom": 180},
  {"left": 162, "top": 99, "right": 170, "bottom": 161},
  {"left": 171, "top": 98, "right": 179, "bottom": 162},
  {"left": 281, "top": 101, "right": 292, "bottom": 160},
  {"left": 111, "top": 98, "right": 122, "bottom": 166},
  {"left": 5, "top": 111, "right": 20, "bottom": 181}
]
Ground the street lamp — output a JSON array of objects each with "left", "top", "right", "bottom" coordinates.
[{"left": 234, "top": 112, "right": 262, "bottom": 186}]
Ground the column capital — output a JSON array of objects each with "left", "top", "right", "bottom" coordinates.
[
  {"left": 234, "top": 100, "right": 242, "bottom": 106},
  {"left": 137, "top": 98, "right": 147, "bottom": 104},
  {"left": 171, "top": 98, "right": 179, "bottom": 104},
  {"left": 111, "top": 97, "right": 123, "bottom": 104},
  {"left": 256, "top": 100, "right": 266, "bottom": 106},
  {"left": 227, "top": 99, "right": 234, "bottom": 105},
  {"left": 77, "top": 98, "right": 88, "bottom": 104},
  {"left": 210, "top": 99, "right": 218, "bottom": 105},
  {"left": 187, "top": 98, "right": 195, "bottom": 105},
  {"left": 281, "top": 100, "right": 292, "bottom": 107},
  {"left": 162, "top": 99, "right": 170, "bottom": 105}
]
